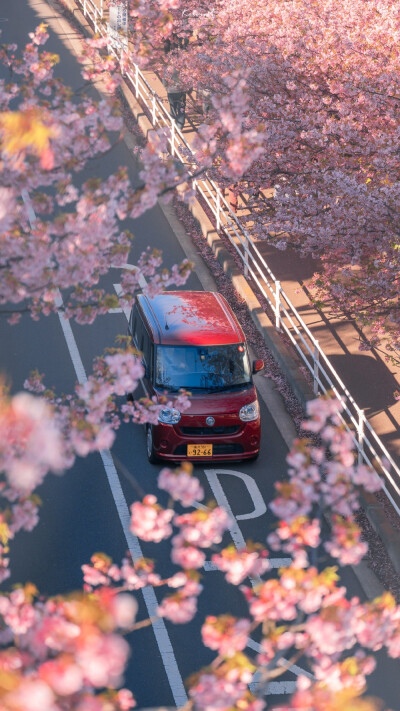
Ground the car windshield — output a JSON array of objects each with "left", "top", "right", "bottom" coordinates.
[{"left": 155, "top": 344, "right": 252, "bottom": 391}]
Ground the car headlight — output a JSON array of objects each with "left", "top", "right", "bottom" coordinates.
[
  {"left": 239, "top": 400, "right": 259, "bottom": 422},
  {"left": 158, "top": 407, "right": 181, "bottom": 424}
]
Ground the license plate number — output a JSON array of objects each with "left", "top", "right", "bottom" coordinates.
[{"left": 187, "top": 444, "right": 213, "bottom": 457}]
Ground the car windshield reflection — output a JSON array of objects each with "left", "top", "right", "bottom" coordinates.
[{"left": 155, "top": 344, "right": 252, "bottom": 392}]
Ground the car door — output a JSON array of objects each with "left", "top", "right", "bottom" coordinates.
[{"left": 129, "top": 304, "right": 154, "bottom": 397}]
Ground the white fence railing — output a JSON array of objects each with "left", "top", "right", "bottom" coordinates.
[
  {"left": 81, "top": 0, "right": 103, "bottom": 33},
  {"left": 76, "top": 0, "right": 400, "bottom": 515}
]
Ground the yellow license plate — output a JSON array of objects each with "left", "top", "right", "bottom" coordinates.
[{"left": 187, "top": 444, "right": 213, "bottom": 457}]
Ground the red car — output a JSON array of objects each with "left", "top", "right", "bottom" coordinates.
[{"left": 128, "top": 291, "right": 264, "bottom": 462}]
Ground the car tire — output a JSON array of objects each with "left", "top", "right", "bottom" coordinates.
[{"left": 146, "top": 425, "right": 158, "bottom": 464}]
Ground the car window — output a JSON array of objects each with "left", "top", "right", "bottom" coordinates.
[
  {"left": 155, "top": 344, "right": 251, "bottom": 392},
  {"left": 129, "top": 304, "right": 137, "bottom": 337},
  {"left": 142, "top": 330, "right": 152, "bottom": 377},
  {"left": 132, "top": 309, "right": 145, "bottom": 352},
  {"left": 130, "top": 306, "right": 152, "bottom": 374}
]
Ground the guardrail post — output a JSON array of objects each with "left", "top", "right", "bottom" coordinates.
[
  {"left": 171, "top": 120, "right": 175, "bottom": 156},
  {"left": 216, "top": 191, "right": 221, "bottom": 231},
  {"left": 135, "top": 65, "right": 139, "bottom": 98},
  {"left": 100, "top": 0, "right": 103, "bottom": 17},
  {"left": 244, "top": 233, "right": 249, "bottom": 278},
  {"left": 152, "top": 94, "right": 156, "bottom": 125},
  {"left": 275, "top": 281, "right": 281, "bottom": 331},
  {"left": 313, "top": 340, "right": 320, "bottom": 395},
  {"left": 83, "top": 0, "right": 87, "bottom": 15},
  {"left": 357, "top": 410, "right": 365, "bottom": 464}
]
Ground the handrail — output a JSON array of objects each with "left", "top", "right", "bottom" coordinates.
[
  {"left": 81, "top": 0, "right": 103, "bottom": 33},
  {"left": 75, "top": 0, "right": 400, "bottom": 515}
]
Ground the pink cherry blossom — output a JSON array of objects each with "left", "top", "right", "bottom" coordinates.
[
  {"left": 130, "top": 495, "right": 174, "bottom": 543},
  {"left": 158, "top": 464, "right": 204, "bottom": 506},
  {"left": 0, "top": 391, "right": 66, "bottom": 493},
  {"left": 111, "top": 594, "right": 138, "bottom": 630},
  {"left": 189, "top": 664, "right": 256, "bottom": 711},
  {"left": 76, "top": 633, "right": 130, "bottom": 688},
  {"left": 201, "top": 615, "right": 251, "bottom": 657},
  {"left": 211, "top": 545, "right": 269, "bottom": 585},
  {"left": 39, "top": 656, "right": 83, "bottom": 696},
  {"left": 174, "top": 506, "right": 230, "bottom": 548},
  {"left": 1, "top": 11, "right": 400, "bottom": 711},
  {"left": 157, "top": 593, "right": 198, "bottom": 623},
  {"left": 171, "top": 534, "right": 206, "bottom": 569},
  {"left": 117, "top": 688, "right": 136, "bottom": 710},
  {"left": 4, "top": 679, "right": 56, "bottom": 711}
]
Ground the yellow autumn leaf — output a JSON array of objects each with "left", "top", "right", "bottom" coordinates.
[{"left": 0, "top": 108, "right": 57, "bottom": 157}]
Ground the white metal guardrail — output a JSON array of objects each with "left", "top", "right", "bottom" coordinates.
[
  {"left": 76, "top": 0, "right": 400, "bottom": 514},
  {"left": 80, "top": 0, "right": 103, "bottom": 33}
]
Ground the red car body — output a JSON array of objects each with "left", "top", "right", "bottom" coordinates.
[{"left": 128, "top": 291, "right": 263, "bottom": 462}]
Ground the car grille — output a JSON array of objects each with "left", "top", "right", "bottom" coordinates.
[
  {"left": 180, "top": 425, "right": 240, "bottom": 436},
  {"left": 174, "top": 443, "right": 244, "bottom": 456}
]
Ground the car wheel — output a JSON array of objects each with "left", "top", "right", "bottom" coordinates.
[{"left": 146, "top": 425, "right": 158, "bottom": 464}]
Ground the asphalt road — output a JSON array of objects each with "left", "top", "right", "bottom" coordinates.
[{"left": 1, "top": 1, "right": 399, "bottom": 708}]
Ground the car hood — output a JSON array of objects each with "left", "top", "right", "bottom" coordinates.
[{"left": 158, "top": 385, "right": 257, "bottom": 416}]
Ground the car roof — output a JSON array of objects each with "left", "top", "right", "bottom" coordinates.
[{"left": 137, "top": 291, "right": 245, "bottom": 346}]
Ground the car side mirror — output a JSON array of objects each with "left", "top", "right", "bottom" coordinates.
[{"left": 252, "top": 359, "right": 264, "bottom": 374}]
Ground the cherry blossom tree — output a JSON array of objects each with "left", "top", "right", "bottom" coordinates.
[
  {"left": 124, "top": 0, "right": 400, "bottom": 361},
  {"left": 0, "top": 24, "right": 192, "bottom": 324},
  {"left": 1, "top": 12, "right": 400, "bottom": 711},
  {"left": 2, "top": 394, "right": 396, "bottom": 711}
]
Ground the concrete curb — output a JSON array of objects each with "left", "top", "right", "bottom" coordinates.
[
  {"left": 361, "top": 491, "right": 400, "bottom": 577},
  {"left": 58, "top": 0, "right": 400, "bottom": 591}
]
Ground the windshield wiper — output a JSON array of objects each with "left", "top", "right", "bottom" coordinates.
[
  {"left": 207, "top": 383, "right": 250, "bottom": 392},
  {"left": 156, "top": 385, "right": 181, "bottom": 392}
]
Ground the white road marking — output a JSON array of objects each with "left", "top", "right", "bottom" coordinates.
[
  {"left": 109, "top": 263, "right": 147, "bottom": 313},
  {"left": 250, "top": 674, "right": 297, "bottom": 696},
  {"left": 247, "top": 637, "right": 313, "bottom": 680},
  {"left": 201, "top": 470, "right": 291, "bottom": 570},
  {"left": 265, "top": 557, "right": 292, "bottom": 568},
  {"left": 204, "top": 470, "right": 312, "bottom": 687},
  {"left": 210, "top": 468, "right": 267, "bottom": 521},
  {"left": 21, "top": 189, "right": 36, "bottom": 223},
  {"left": 205, "top": 469, "right": 261, "bottom": 584},
  {"left": 111, "top": 262, "right": 147, "bottom": 288},
  {"left": 113, "top": 283, "right": 131, "bottom": 321},
  {"left": 203, "top": 560, "right": 222, "bottom": 572},
  {"left": 54, "top": 297, "right": 188, "bottom": 706},
  {"left": 203, "top": 558, "right": 291, "bottom": 571},
  {"left": 267, "top": 682, "right": 297, "bottom": 696}
]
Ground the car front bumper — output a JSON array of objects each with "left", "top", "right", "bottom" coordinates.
[{"left": 151, "top": 417, "right": 261, "bottom": 462}]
